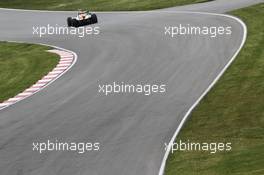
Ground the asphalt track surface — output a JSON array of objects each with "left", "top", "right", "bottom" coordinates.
[{"left": 0, "top": 0, "right": 263, "bottom": 175}]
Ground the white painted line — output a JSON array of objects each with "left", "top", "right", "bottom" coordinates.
[
  {"left": 57, "top": 63, "right": 71, "bottom": 67},
  {"left": 38, "top": 79, "right": 53, "bottom": 83},
  {"left": 158, "top": 13, "right": 247, "bottom": 175},
  {"left": 46, "top": 73, "right": 60, "bottom": 77},
  {"left": 53, "top": 67, "right": 67, "bottom": 71},
  {"left": 61, "top": 57, "right": 73, "bottom": 60},
  {"left": 25, "top": 87, "right": 40, "bottom": 92},
  {"left": 44, "top": 74, "right": 58, "bottom": 79},
  {"left": 17, "top": 92, "right": 32, "bottom": 96},
  {"left": 49, "top": 70, "right": 64, "bottom": 74},
  {"left": 61, "top": 56, "right": 73, "bottom": 58},
  {"left": 0, "top": 103, "right": 11, "bottom": 107},
  {"left": 60, "top": 58, "right": 73, "bottom": 61},
  {"left": 32, "top": 83, "right": 46, "bottom": 87},
  {"left": 54, "top": 52, "right": 69, "bottom": 55},
  {"left": 57, "top": 54, "right": 71, "bottom": 57},
  {"left": 7, "top": 97, "right": 22, "bottom": 102},
  {"left": 56, "top": 52, "right": 72, "bottom": 58},
  {"left": 15, "top": 96, "right": 28, "bottom": 99},
  {"left": 59, "top": 54, "right": 72, "bottom": 57},
  {"left": 15, "top": 95, "right": 28, "bottom": 99},
  {"left": 59, "top": 60, "right": 72, "bottom": 64}
]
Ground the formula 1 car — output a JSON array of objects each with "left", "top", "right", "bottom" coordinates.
[{"left": 67, "top": 10, "right": 98, "bottom": 27}]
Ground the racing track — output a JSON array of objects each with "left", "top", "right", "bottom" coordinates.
[{"left": 0, "top": 0, "right": 263, "bottom": 175}]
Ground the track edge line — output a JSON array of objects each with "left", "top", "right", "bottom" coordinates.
[{"left": 158, "top": 12, "right": 247, "bottom": 175}]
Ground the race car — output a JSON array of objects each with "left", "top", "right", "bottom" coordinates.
[{"left": 67, "top": 10, "right": 98, "bottom": 27}]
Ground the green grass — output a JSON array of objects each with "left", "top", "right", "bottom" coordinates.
[
  {"left": 165, "top": 3, "right": 264, "bottom": 175},
  {"left": 0, "top": 0, "right": 208, "bottom": 11},
  {"left": 0, "top": 42, "right": 59, "bottom": 102}
]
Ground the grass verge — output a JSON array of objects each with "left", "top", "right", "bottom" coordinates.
[
  {"left": 0, "top": 42, "right": 59, "bottom": 102},
  {"left": 165, "top": 3, "right": 264, "bottom": 175},
  {"left": 0, "top": 0, "right": 208, "bottom": 11}
]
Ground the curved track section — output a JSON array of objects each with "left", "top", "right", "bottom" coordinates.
[
  {"left": 0, "top": 49, "right": 76, "bottom": 110},
  {"left": 0, "top": 4, "right": 255, "bottom": 175}
]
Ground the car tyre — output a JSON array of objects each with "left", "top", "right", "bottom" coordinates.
[
  {"left": 67, "top": 17, "right": 72, "bottom": 27},
  {"left": 91, "top": 14, "right": 98, "bottom": 23},
  {"left": 72, "top": 19, "right": 79, "bottom": 27}
]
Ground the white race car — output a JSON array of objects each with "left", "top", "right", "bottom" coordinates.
[{"left": 67, "top": 10, "right": 98, "bottom": 27}]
